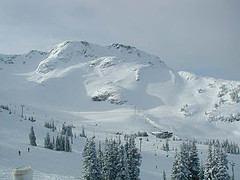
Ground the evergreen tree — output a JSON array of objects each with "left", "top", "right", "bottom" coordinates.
[
  {"left": 52, "top": 136, "right": 55, "bottom": 149},
  {"left": 60, "top": 135, "right": 65, "bottom": 151},
  {"left": 82, "top": 138, "right": 102, "bottom": 180},
  {"left": 215, "top": 148, "right": 230, "bottom": 180},
  {"left": 175, "top": 142, "right": 190, "bottom": 180},
  {"left": 64, "top": 135, "right": 71, "bottom": 152},
  {"left": 171, "top": 150, "right": 179, "bottom": 180},
  {"left": 199, "top": 162, "right": 204, "bottom": 180},
  {"left": 204, "top": 143, "right": 213, "bottom": 179},
  {"left": 189, "top": 141, "right": 200, "bottom": 180},
  {"left": 102, "top": 139, "right": 117, "bottom": 180},
  {"left": 116, "top": 145, "right": 130, "bottom": 180},
  {"left": 55, "top": 135, "right": 61, "bottom": 151},
  {"left": 97, "top": 142, "right": 103, "bottom": 173},
  {"left": 212, "top": 144, "right": 221, "bottom": 178},
  {"left": 29, "top": 126, "right": 37, "bottom": 146},
  {"left": 44, "top": 132, "right": 53, "bottom": 149},
  {"left": 126, "top": 136, "right": 141, "bottom": 180}
]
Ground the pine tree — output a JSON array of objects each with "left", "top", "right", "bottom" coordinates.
[
  {"left": 64, "top": 135, "right": 71, "bottom": 152},
  {"left": 204, "top": 143, "right": 213, "bottom": 179},
  {"left": 175, "top": 142, "right": 190, "bottom": 180},
  {"left": 60, "top": 135, "right": 65, "bottom": 151},
  {"left": 44, "top": 132, "right": 53, "bottom": 149},
  {"left": 116, "top": 145, "right": 130, "bottom": 180},
  {"left": 102, "top": 139, "right": 117, "bottom": 180},
  {"left": 215, "top": 148, "right": 230, "bottom": 180},
  {"left": 55, "top": 135, "right": 61, "bottom": 151},
  {"left": 189, "top": 141, "right": 200, "bottom": 180},
  {"left": 171, "top": 150, "right": 179, "bottom": 180},
  {"left": 199, "top": 162, "right": 204, "bottom": 180},
  {"left": 212, "top": 144, "right": 221, "bottom": 178},
  {"left": 52, "top": 136, "right": 55, "bottom": 149},
  {"left": 82, "top": 138, "right": 102, "bottom": 180},
  {"left": 97, "top": 142, "right": 103, "bottom": 173},
  {"left": 126, "top": 136, "right": 141, "bottom": 180},
  {"left": 29, "top": 126, "right": 37, "bottom": 146}
]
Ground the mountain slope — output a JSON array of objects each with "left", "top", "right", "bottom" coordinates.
[
  {"left": 1, "top": 40, "right": 240, "bottom": 179},
  {"left": 0, "top": 41, "right": 240, "bottom": 135}
]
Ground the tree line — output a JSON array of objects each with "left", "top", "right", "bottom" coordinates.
[
  {"left": 171, "top": 140, "right": 230, "bottom": 180},
  {"left": 82, "top": 136, "right": 141, "bottom": 180}
]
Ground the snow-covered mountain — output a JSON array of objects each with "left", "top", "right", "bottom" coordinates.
[
  {"left": 0, "top": 40, "right": 240, "bottom": 179},
  {"left": 1, "top": 41, "right": 240, "bottom": 126}
]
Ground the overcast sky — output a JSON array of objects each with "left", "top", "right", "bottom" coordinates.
[{"left": 0, "top": 0, "right": 239, "bottom": 80}]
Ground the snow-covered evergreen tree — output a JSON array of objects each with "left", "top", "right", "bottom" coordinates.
[
  {"left": 171, "top": 150, "right": 179, "bottom": 180},
  {"left": 126, "top": 136, "right": 141, "bottom": 180},
  {"left": 212, "top": 144, "right": 221, "bottom": 178},
  {"left": 175, "top": 142, "right": 190, "bottom": 180},
  {"left": 215, "top": 148, "right": 230, "bottom": 180},
  {"left": 97, "top": 142, "right": 103, "bottom": 173},
  {"left": 189, "top": 141, "right": 200, "bottom": 180},
  {"left": 116, "top": 145, "right": 130, "bottom": 180},
  {"left": 29, "top": 126, "right": 37, "bottom": 146},
  {"left": 44, "top": 132, "right": 53, "bottom": 149},
  {"left": 64, "top": 135, "right": 71, "bottom": 152},
  {"left": 102, "top": 139, "right": 118, "bottom": 180},
  {"left": 52, "top": 136, "right": 55, "bottom": 149},
  {"left": 60, "top": 135, "right": 65, "bottom": 151},
  {"left": 204, "top": 143, "right": 213, "bottom": 180},
  {"left": 199, "top": 162, "right": 205, "bottom": 180},
  {"left": 55, "top": 135, "right": 61, "bottom": 151},
  {"left": 82, "top": 138, "right": 102, "bottom": 180}
]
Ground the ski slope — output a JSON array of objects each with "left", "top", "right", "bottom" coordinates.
[{"left": 0, "top": 40, "right": 240, "bottom": 179}]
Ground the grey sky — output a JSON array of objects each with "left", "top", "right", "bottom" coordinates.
[{"left": 0, "top": 0, "right": 239, "bottom": 80}]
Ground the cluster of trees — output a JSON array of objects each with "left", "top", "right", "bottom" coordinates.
[
  {"left": 136, "top": 131, "right": 148, "bottom": 137},
  {"left": 0, "top": 105, "right": 10, "bottom": 111},
  {"left": 162, "top": 139, "right": 170, "bottom": 152},
  {"left": 29, "top": 125, "right": 72, "bottom": 152},
  {"left": 206, "top": 139, "right": 240, "bottom": 155},
  {"left": 204, "top": 143, "right": 230, "bottom": 179},
  {"left": 171, "top": 141, "right": 200, "bottom": 180},
  {"left": 209, "top": 113, "right": 240, "bottom": 123},
  {"left": 0, "top": 104, "right": 12, "bottom": 114},
  {"left": 82, "top": 136, "right": 141, "bottom": 180},
  {"left": 171, "top": 140, "right": 230, "bottom": 180},
  {"left": 44, "top": 121, "right": 57, "bottom": 131},
  {"left": 217, "top": 84, "right": 228, "bottom": 98},
  {"left": 61, "top": 123, "right": 73, "bottom": 137},
  {"left": 230, "top": 87, "right": 240, "bottom": 103},
  {"left": 44, "top": 132, "right": 72, "bottom": 152}
]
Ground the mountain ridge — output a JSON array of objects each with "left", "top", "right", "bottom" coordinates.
[{"left": 0, "top": 40, "right": 240, "bottom": 140}]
